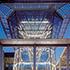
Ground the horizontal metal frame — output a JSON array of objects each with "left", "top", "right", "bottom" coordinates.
[
  {"left": 0, "top": 39, "right": 70, "bottom": 46},
  {"left": 5, "top": 3, "right": 65, "bottom": 11}
]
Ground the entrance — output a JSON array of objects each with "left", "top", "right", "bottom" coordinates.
[{"left": 0, "top": 39, "right": 70, "bottom": 70}]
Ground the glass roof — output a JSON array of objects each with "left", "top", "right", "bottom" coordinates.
[
  {"left": 0, "top": 3, "right": 70, "bottom": 70},
  {"left": 18, "top": 17, "right": 52, "bottom": 39},
  {"left": 7, "top": 9, "right": 63, "bottom": 39}
]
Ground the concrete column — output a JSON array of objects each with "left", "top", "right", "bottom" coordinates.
[
  {"left": 67, "top": 46, "right": 70, "bottom": 70},
  {"left": 59, "top": 58, "right": 61, "bottom": 70},
  {"left": 0, "top": 47, "right": 4, "bottom": 70}
]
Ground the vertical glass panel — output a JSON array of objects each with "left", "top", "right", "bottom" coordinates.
[
  {"left": 15, "top": 47, "right": 33, "bottom": 70},
  {"left": 3, "top": 46, "right": 68, "bottom": 70},
  {"left": 36, "top": 47, "right": 62, "bottom": 70}
]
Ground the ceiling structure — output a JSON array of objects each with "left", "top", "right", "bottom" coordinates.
[
  {"left": 2, "top": 3, "right": 65, "bottom": 39},
  {"left": 0, "top": 3, "right": 70, "bottom": 70},
  {"left": 8, "top": 10, "right": 53, "bottom": 39}
]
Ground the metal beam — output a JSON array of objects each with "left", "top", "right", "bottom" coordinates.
[
  {"left": 5, "top": 3, "right": 65, "bottom": 10},
  {"left": 0, "top": 39, "right": 70, "bottom": 46}
]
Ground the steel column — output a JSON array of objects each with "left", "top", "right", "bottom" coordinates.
[
  {"left": 49, "top": 48, "right": 52, "bottom": 70},
  {"left": 33, "top": 46, "right": 36, "bottom": 70},
  {"left": 0, "top": 47, "right": 4, "bottom": 70}
]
